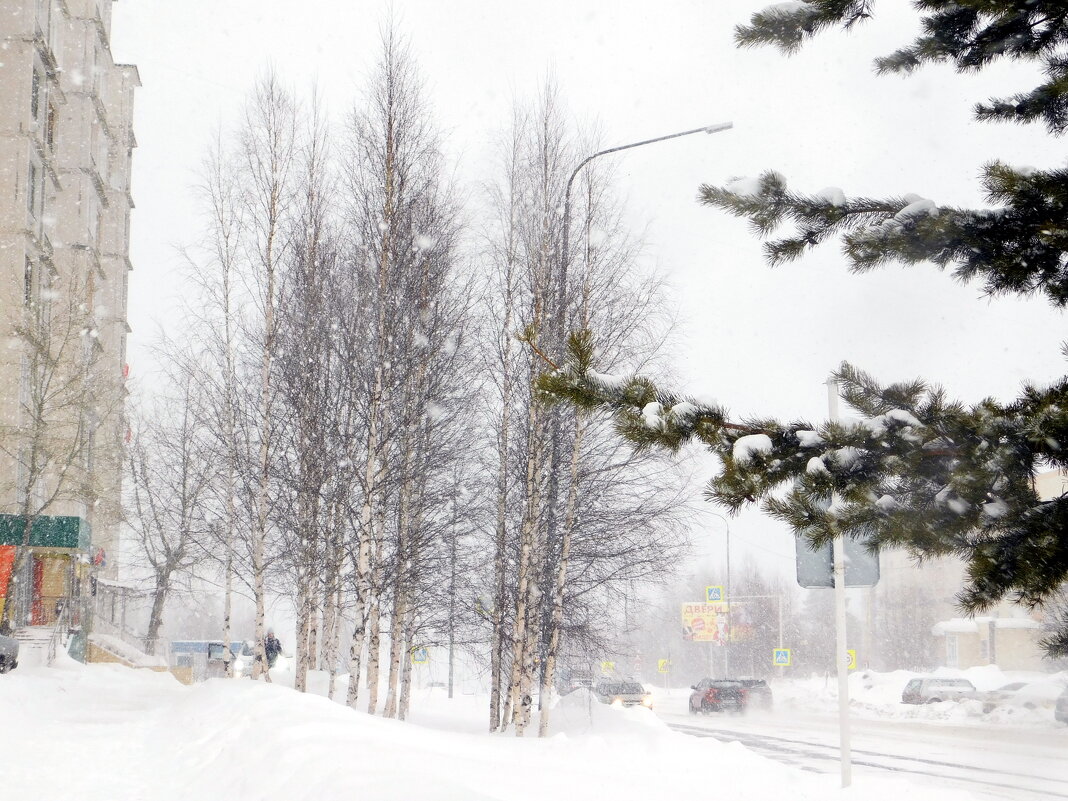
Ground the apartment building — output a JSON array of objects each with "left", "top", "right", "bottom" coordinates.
[{"left": 0, "top": 0, "right": 137, "bottom": 626}]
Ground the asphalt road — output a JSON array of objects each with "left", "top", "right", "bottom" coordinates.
[{"left": 658, "top": 702, "right": 1068, "bottom": 801}]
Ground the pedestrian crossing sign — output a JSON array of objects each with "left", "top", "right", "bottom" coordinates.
[
  {"left": 773, "top": 648, "right": 791, "bottom": 667},
  {"left": 410, "top": 647, "right": 428, "bottom": 664},
  {"left": 601, "top": 661, "right": 615, "bottom": 675},
  {"left": 706, "top": 585, "right": 724, "bottom": 602},
  {"left": 657, "top": 659, "right": 671, "bottom": 673}
]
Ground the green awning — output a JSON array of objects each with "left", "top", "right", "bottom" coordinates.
[{"left": 0, "top": 514, "right": 91, "bottom": 550}]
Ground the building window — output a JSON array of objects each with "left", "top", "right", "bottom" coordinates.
[
  {"left": 46, "top": 103, "right": 56, "bottom": 149},
  {"left": 979, "top": 638, "right": 990, "bottom": 663},
  {"left": 31, "top": 67, "right": 42, "bottom": 120},
  {"left": 24, "top": 258, "right": 34, "bottom": 306},
  {"left": 946, "top": 634, "right": 959, "bottom": 668},
  {"left": 28, "top": 161, "right": 38, "bottom": 217}
]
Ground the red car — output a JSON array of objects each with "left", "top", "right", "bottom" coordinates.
[{"left": 689, "top": 679, "right": 749, "bottom": 714}]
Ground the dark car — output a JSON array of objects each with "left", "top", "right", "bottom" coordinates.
[
  {"left": 738, "top": 679, "right": 773, "bottom": 709},
  {"left": 0, "top": 632, "right": 19, "bottom": 673},
  {"left": 689, "top": 679, "right": 749, "bottom": 714}
]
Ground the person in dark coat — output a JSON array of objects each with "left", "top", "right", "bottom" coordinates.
[{"left": 264, "top": 629, "right": 282, "bottom": 668}]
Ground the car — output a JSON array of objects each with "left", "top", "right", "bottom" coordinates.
[
  {"left": 592, "top": 680, "right": 654, "bottom": 709},
  {"left": 901, "top": 677, "right": 977, "bottom": 704},
  {"left": 689, "top": 679, "right": 749, "bottom": 714},
  {"left": 972, "top": 681, "right": 1028, "bottom": 712},
  {"left": 557, "top": 667, "right": 594, "bottom": 695},
  {"left": 738, "top": 678, "right": 773, "bottom": 709},
  {"left": 1055, "top": 687, "right": 1068, "bottom": 724},
  {"left": 0, "top": 632, "right": 18, "bottom": 673}
]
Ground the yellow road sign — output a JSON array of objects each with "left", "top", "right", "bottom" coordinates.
[
  {"left": 772, "top": 648, "right": 791, "bottom": 667},
  {"left": 846, "top": 649, "right": 857, "bottom": 670},
  {"left": 705, "top": 585, "right": 725, "bottom": 602},
  {"left": 600, "top": 661, "right": 615, "bottom": 675},
  {"left": 657, "top": 659, "right": 671, "bottom": 673}
]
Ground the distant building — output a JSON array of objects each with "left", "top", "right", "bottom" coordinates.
[
  {"left": 0, "top": 1, "right": 137, "bottom": 628},
  {"left": 873, "top": 470, "right": 1065, "bottom": 673}
]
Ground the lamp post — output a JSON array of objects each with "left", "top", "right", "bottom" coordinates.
[
  {"left": 557, "top": 122, "right": 733, "bottom": 331},
  {"left": 708, "top": 511, "right": 732, "bottom": 677}
]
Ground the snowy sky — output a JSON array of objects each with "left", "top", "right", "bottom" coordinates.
[{"left": 110, "top": 1, "right": 1066, "bottom": 578}]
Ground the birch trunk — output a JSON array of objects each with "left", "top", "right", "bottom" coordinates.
[
  {"left": 364, "top": 522, "right": 385, "bottom": 711},
  {"left": 507, "top": 395, "right": 548, "bottom": 735},
  {"left": 294, "top": 573, "right": 311, "bottom": 692},
  {"left": 247, "top": 77, "right": 293, "bottom": 683},
  {"left": 382, "top": 590, "right": 406, "bottom": 718},
  {"left": 222, "top": 542, "right": 234, "bottom": 677},
  {"left": 538, "top": 417, "right": 585, "bottom": 736},
  {"left": 325, "top": 585, "right": 341, "bottom": 699},
  {"left": 398, "top": 605, "right": 417, "bottom": 721}
]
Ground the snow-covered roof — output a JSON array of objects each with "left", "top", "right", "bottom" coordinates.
[
  {"left": 931, "top": 618, "right": 980, "bottom": 635},
  {"left": 931, "top": 616, "right": 1042, "bottom": 636},
  {"left": 991, "top": 617, "right": 1042, "bottom": 630}
]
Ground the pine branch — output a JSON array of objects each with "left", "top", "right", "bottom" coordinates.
[
  {"left": 700, "top": 163, "right": 1068, "bottom": 305},
  {"left": 540, "top": 331, "right": 1068, "bottom": 618},
  {"left": 738, "top": 1, "right": 1068, "bottom": 134}
]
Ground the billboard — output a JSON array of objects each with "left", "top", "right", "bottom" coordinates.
[
  {"left": 681, "top": 602, "right": 730, "bottom": 643},
  {"left": 681, "top": 601, "right": 754, "bottom": 643}
]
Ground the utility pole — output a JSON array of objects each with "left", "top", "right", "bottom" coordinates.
[{"left": 827, "top": 377, "right": 853, "bottom": 788}]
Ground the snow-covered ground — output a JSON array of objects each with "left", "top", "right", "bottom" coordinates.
[{"left": 2, "top": 655, "right": 986, "bottom": 801}]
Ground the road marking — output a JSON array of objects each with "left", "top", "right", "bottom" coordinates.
[{"left": 668, "top": 723, "right": 1068, "bottom": 800}]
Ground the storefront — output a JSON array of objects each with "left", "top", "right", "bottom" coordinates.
[{"left": 0, "top": 514, "right": 91, "bottom": 627}]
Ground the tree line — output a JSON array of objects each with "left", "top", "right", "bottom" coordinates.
[{"left": 124, "top": 25, "right": 690, "bottom": 734}]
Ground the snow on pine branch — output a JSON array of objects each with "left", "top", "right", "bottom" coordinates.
[
  {"left": 537, "top": 330, "right": 1068, "bottom": 613},
  {"left": 700, "top": 164, "right": 1068, "bottom": 305}
]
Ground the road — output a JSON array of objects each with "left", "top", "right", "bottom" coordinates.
[{"left": 656, "top": 698, "right": 1068, "bottom": 800}]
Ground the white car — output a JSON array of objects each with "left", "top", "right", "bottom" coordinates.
[{"left": 901, "top": 677, "right": 976, "bottom": 704}]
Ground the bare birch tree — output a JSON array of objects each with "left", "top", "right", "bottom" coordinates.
[
  {"left": 240, "top": 72, "right": 297, "bottom": 680},
  {"left": 125, "top": 383, "right": 215, "bottom": 653}
]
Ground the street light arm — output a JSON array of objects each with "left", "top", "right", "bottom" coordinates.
[
  {"left": 557, "top": 121, "right": 733, "bottom": 349},
  {"left": 565, "top": 121, "right": 734, "bottom": 201}
]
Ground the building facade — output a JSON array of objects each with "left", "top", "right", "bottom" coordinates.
[
  {"left": 0, "top": 0, "right": 136, "bottom": 625},
  {"left": 873, "top": 470, "right": 1066, "bottom": 673}
]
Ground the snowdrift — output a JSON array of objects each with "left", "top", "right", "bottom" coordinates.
[{"left": 0, "top": 659, "right": 979, "bottom": 801}]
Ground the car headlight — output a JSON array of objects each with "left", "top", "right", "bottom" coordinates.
[
  {"left": 641, "top": 696, "right": 654, "bottom": 707},
  {"left": 234, "top": 658, "right": 245, "bottom": 674}
]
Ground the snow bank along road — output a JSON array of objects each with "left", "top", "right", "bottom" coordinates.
[
  {"left": 660, "top": 705, "right": 1068, "bottom": 801},
  {"left": 3, "top": 658, "right": 992, "bottom": 801}
]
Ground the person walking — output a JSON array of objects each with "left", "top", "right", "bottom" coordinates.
[{"left": 264, "top": 629, "right": 283, "bottom": 669}]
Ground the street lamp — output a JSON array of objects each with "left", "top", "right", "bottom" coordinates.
[
  {"left": 707, "top": 511, "right": 732, "bottom": 678},
  {"left": 557, "top": 122, "right": 734, "bottom": 332}
]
